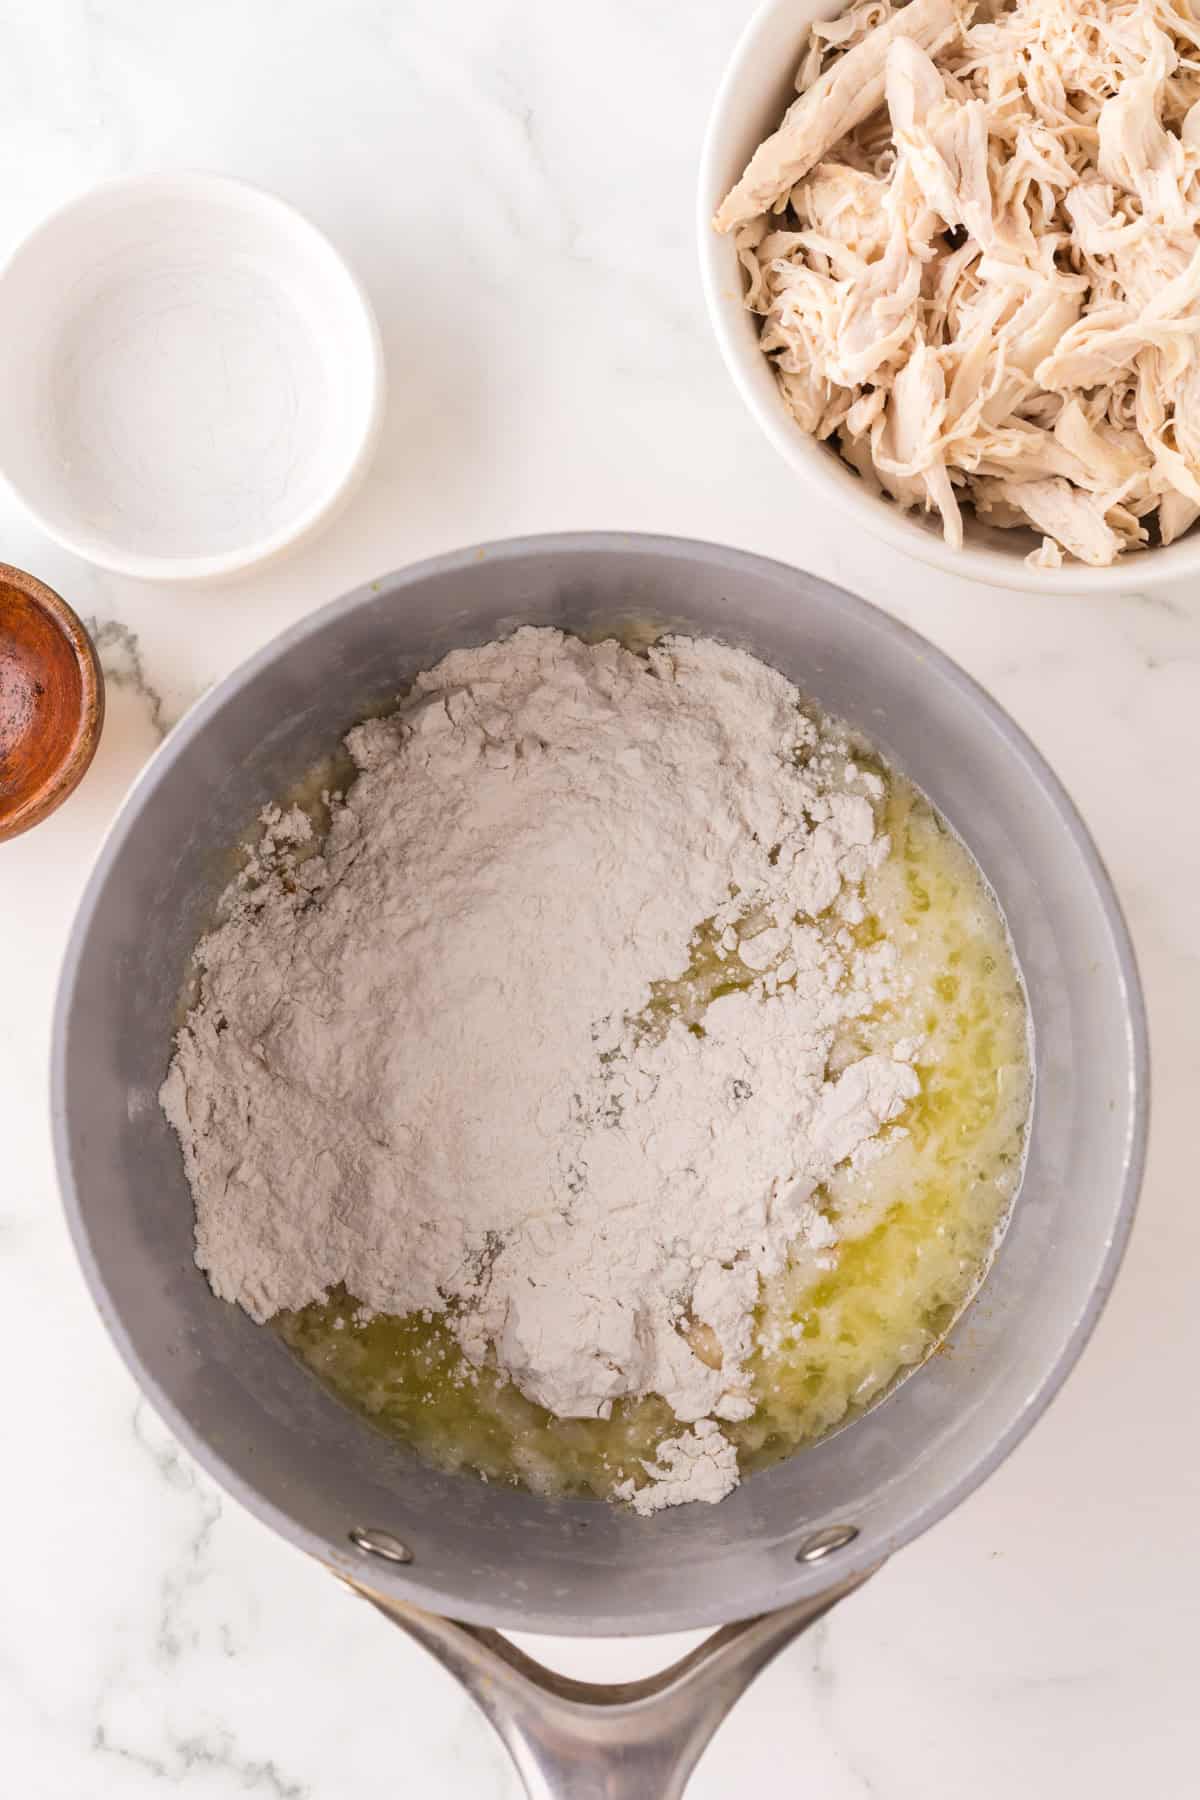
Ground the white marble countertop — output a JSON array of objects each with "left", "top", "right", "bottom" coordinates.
[{"left": 3, "top": 2, "right": 1197, "bottom": 1794}]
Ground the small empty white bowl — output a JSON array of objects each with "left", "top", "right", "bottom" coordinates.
[{"left": 0, "top": 172, "right": 384, "bottom": 582}]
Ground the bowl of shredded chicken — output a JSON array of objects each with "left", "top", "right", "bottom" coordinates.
[{"left": 701, "top": 0, "right": 1200, "bottom": 584}]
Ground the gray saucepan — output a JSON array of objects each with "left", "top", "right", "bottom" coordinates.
[{"left": 52, "top": 534, "right": 1148, "bottom": 1799}]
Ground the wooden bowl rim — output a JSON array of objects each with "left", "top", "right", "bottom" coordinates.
[{"left": 0, "top": 563, "right": 105, "bottom": 843}]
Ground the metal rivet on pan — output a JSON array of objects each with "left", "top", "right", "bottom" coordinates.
[
  {"left": 795, "top": 1524, "right": 859, "bottom": 1563},
  {"left": 349, "top": 1527, "right": 414, "bottom": 1564}
]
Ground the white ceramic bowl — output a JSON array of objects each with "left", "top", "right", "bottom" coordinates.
[
  {"left": 698, "top": 0, "right": 1199, "bottom": 595},
  {"left": 0, "top": 173, "right": 384, "bottom": 582}
]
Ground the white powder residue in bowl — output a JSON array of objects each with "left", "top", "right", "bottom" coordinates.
[{"left": 161, "top": 627, "right": 918, "bottom": 1511}]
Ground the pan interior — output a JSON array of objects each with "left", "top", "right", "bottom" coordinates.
[{"left": 54, "top": 536, "right": 1144, "bottom": 1634}]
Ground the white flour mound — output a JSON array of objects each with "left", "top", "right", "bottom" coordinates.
[{"left": 161, "top": 628, "right": 917, "bottom": 1512}]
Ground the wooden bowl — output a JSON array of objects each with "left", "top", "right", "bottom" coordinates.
[{"left": 0, "top": 565, "right": 104, "bottom": 842}]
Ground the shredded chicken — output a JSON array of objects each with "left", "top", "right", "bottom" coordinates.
[{"left": 715, "top": 0, "right": 1200, "bottom": 566}]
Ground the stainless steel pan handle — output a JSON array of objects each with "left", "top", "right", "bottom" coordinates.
[{"left": 348, "top": 1567, "right": 875, "bottom": 1799}]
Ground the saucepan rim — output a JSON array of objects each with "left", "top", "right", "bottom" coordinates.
[{"left": 51, "top": 533, "right": 1149, "bottom": 1633}]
